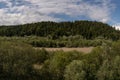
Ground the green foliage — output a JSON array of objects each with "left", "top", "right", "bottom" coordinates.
[
  {"left": 0, "top": 21, "right": 120, "bottom": 40},
  {"left": 0, "top": 36, "right": 113, "bottom": 47},
  {"left": 0, "top": 20, "right": 120, "bottom": 80},
  {"left": 0, "top": 41, "right": 49, "bottom": 80},
  {"left": 0, "top": 40, "right": 120, "bottom": 80},
  {"left": 97, "top": 56, "right": 120, "bottom": 80},
  {"left": 47, "top": 51, "right": 83, "bottom": 80},
  {"left": 64, "top": 60, "right": 86, "bottom": 80},
  {"left": 111, "top": 40, "right": 120, "bottom": 56},
  {"left": 0, "top": 41, "right": 34, "bottom": 79}
]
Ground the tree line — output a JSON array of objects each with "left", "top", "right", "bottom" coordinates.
[
  {"left": 0, "top": 36, "right": 112, "bottom": 47},
  {"left": 0, "top": 20, "right": 120, "bottom": 40}
]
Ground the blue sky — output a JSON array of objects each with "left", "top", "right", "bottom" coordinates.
[
  {"left": 0, "top": 0, "right": 120, "bottom": 29},
  {"left": 109, "top": 0, "right": 120, "bottom": 28}
]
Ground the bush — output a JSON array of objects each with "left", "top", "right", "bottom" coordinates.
[{"left": 64, "top": 60, "right": 86, "bottom": 80}]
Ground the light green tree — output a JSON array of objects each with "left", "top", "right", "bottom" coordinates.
[
  {"left": 64, "top": 60, "right": 86, "bottom": 80},
  {"left": 97, "top": 56, "right": 120, "bottom": 80}
]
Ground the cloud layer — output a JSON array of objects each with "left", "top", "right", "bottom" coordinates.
[{"left": 0, "top": 0, "right": 115, "bottom": 25}]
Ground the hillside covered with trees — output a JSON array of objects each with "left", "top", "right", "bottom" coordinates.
[
  {"left": 0, "top": 21, "right": 120, "bottom": 80},
  {"left": 0, "top": 21, "right": 120, "bottom": 40}
]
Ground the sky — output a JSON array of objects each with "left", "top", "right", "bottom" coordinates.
[{"left": 0, "top": 0, "right": 120, "bottom": 29}]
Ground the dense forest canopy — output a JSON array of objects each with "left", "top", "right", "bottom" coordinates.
[{"left": 0, "top": 20, "right": 120, "bottom": 40}]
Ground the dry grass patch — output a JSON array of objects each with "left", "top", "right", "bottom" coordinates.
[{"left": 35, "top": 47, "right": 93, "bottom": 53}]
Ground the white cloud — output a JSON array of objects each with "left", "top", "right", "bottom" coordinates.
[
  {"left": 0, "top": 0, "right": 115, "bottom": 25},
  {"left": 113, "top": 24, "right": 120, "bottom": 30}
]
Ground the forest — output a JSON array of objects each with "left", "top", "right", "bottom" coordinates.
[
  {"left": 0, "top": 21, "right": 120, "bottom": 80},
  {"left": 0, "top": 21, "right": 120, "bottom": 40}
]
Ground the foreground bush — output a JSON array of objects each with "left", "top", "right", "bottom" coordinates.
[
  {"left": 64, "top": 60, "right": 86, "bottom": 80},
  {"left": 0, "top": 41, "right": 49, "bottom": 80}
]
